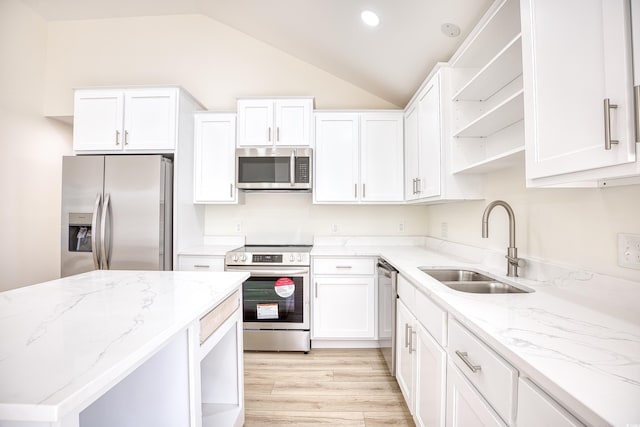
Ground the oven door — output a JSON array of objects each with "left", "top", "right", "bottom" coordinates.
[{"left": 225, "top": 266, "right": 310, "bottom": 330}]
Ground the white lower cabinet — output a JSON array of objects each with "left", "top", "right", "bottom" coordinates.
[
  {"left": 396, "top": 276, "right": 447, "bottom": 427},
  {"left": 312, "top": 257, "right": 376, "bottom": 341},
  {"left": 414, "top": 322, "right": 447, "bottom": 427},
  {"left": 446, "top": 360, "right": 506, "bottom": 427},
  {"left": 177, "top": 255, "right": 224, "bottom": 272},
  {"left": 517, "top": 378, "right": 585, "bottom": 427}
]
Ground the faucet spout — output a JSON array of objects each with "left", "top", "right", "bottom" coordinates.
[{"left": 481, "top": 200, "right": 521, "bottom": 277}]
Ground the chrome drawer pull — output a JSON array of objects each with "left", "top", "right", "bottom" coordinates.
[
  {"left": 456, "top": 350, "right": 482, "bottom": 373},
  {"left": 193, "top": 264, "right": 210, "bottom": 268},
  {"left": 335, "top": 265, "right": 353, "bottom": 269}
]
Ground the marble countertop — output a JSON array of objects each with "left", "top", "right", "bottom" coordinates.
[
  {"left": 312, "top": 242, "right": 640, "bottom": 426},
  {"left": 0, "top": 270, "right": 248, "bottom": 423}
]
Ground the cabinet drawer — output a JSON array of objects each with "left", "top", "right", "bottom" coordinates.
[
  {"left": 517, "top": 378, "right": 584, "bottom": 427},
  {"left": 415, "top": 290, "right": 447, "bottom": 346},
  {"left": 313, "top": 257, "right": 375, "bottom": 275},
  {"left": 397, "top": 275, "right": 416, "bottom": 313},
  {"left": 200, "top": 290, "right": 240, "bottom": 344},
  {"left": 448, "top": 318, "right": 517, "bottom": 424},
  {"left": 178, "top": 255, "right": 224, "bottom": 272}
]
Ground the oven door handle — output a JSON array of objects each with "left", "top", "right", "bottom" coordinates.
[{"left": 226, "top": 268, "right": 309, "bottom": 276}]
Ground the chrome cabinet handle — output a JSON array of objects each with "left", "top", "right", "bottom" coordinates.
[
  {"left": 363, "top": 183, "right": 366, "bottom": 199},
  {"left": 416, "top": 178, "right": 421, "bottom": 194},
  {"left": 115, "top": 130, "right": 120, "bottom": 146},
  {"left": 268, "top": 127, "right": 272, "bottom": 142},
  {"left": 409, "top": 328, "right": 416, "bottom": 354},
  {"left": 335, "top": 265, "right": 353, "bottom": 269},
  {"left": 290, "top": 151, "right": 295, "bottom": 186},
  {"left": 455, "top": 350, "right": 482, "bottom": 373},
  {"left": 635, "top": 86, "right": 640, "bottom": 143},
  {"left": 277, "top": 127, "right": 280, "bottom": 142},
  {"left": 100, "top": 193, "right": 111, "bottom": 270},
  {"left": 230, "top": 183, "right": 233, "bottom": 198},
  {"left": 315, "top": 282, "right": 318, "bottom": 298},
  {"left": 412, "top": 178, "right": 416, "bottom": 195},
  {"left": 604, "top": 98, "right": 619, "bottom": 150},
  {"left": 124, "top": 130, "right": 129, "bottom": 146},
  {"left": 193, "top": 264, "right": 210, "bottom": 269},
  {"left": 91, "top": 194, "right": 102, "bottom": 270},
  {"left": 405, "top": 323, "right": 410, "bottom": 348},
  {"left": 354, "top": 183, "right": 358, "bottom": 199}
]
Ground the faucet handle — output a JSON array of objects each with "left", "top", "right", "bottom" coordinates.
[{"left": 506, "top": 255, "right": 525, "bottom": 268}]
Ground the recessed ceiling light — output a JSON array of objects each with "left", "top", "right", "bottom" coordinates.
[
  {"left": 441, "top": 23, "right": 461, "bottom": 37},
  {"left": 361, "top": 10, "right": 380, "bottom": 27}
]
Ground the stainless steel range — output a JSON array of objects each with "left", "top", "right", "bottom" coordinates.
[{"left": 224, "top": 245, "right": 311, "bottom": 352}]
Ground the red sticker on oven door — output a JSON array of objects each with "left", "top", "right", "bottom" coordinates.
[{"left": 274, "top": 277, "right": 295, "bottom": 298}]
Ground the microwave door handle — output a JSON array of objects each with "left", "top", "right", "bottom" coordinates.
[{"left": 290, "top": 150, "right": 295, "bottom": 186}]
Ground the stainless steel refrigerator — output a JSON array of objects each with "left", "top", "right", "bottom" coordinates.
[{"left": 61, "top": 155, "right": 173, "bottom": 277}]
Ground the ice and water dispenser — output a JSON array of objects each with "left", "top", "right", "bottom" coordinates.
[{"left": 68, "top": 213, "right": 93, "bottom": 252}]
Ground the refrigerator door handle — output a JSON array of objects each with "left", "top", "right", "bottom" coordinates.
[
  {"left": 100, "top": 193, "right": 111, "bottom": 270},
  {"left": 91, "top": 194, "right": 102, "bottom": 270}
]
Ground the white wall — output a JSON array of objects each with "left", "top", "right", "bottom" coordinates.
[
  {"left": 43, "top": 14, "right": 398, "bottom": 117},
  {"left": 204, "top": 193, "right": 429, "bottom": 244},
  {"left": 0, "top": 0, "right": 72, "bottom": 291},
  {"left": 426, "top": 167, "right": 640, "bottom": 282}
]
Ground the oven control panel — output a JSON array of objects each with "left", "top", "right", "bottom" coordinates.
[
  {"left": 252, "top": 254, "right": 283, "bottom": 263},
  {"left": 225, "top": 250, "right": 310, "bottom": 267}
]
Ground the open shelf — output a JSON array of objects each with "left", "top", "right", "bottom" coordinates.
[
  {"left": 453, "top": 145, "right": 524, "bottom": 174},
  {"left": 453, "top": 34, "right": 522, "bottom": 101},
  {"left": 202, "top": 403, "right": 242, "bottom": 427},
  {"left": 453, "top": 89, "right": 524, "bottom": 138}
]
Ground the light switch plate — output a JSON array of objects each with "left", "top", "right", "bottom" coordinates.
[{"left": 618, "top": 233, "right": 640, "bottom": 270}]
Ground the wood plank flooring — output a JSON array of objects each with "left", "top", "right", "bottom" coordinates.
[{"left": 244, "top": 348, "right": 415, "bottom": 426}]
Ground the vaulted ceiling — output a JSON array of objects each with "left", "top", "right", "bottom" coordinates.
[{"left": 21, "top": 0, "right": 493, "bottom": 107}]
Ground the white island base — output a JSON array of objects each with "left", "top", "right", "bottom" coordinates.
[{"left": 0, "top": 271, "right": 249, "bottom": 427}]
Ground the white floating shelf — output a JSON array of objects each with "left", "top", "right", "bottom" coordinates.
[
  {"left": 453, "top": 145, "right": 525, "bottom": 174},
  {"left": 453, "top": 89, "right": 524, "bottom": 138},
  {"left": 453, "top": 34, "right": 523, "bottom": 102}
]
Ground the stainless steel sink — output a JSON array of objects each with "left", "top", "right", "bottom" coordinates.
[{"left": 418, "top": 268, "right": 531, "bottom": 294}]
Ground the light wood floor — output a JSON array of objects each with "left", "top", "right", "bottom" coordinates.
[{"left": 244, "top": 348, "right": 415, "bottom": 426}]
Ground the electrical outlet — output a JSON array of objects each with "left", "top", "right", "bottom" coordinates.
[
  {"left": 399, "top": 223, "right": 405, "bottom": 233},
  {"left": 235, "top": 223, "right": 242, "bottom": 233},
  {"left": 441, "top": 222, "right": 449, "bottom": 239},
  {"left": 331, "top": 224, "right": 338, "bottom": 233},
  {"left": 618, "top": 233, "right": 640, "bottom": 270}
]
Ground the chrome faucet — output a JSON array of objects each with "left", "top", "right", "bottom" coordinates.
[{"left": 481, "top": 200, "right": 522, "bottom": 277}]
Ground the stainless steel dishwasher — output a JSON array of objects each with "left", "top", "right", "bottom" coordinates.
[{"left": 377, "top": 259, "right": 398, "bottom": 376}]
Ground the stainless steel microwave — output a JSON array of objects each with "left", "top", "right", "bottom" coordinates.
[{"left": 236, "top": 147, "right": 312, "bottom": 190}]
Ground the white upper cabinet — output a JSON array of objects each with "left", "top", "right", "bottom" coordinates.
[
  {"left": 360, "top": 113, "right": 404, "bottom": 202},
  {"left": 314, "top": 111, "right": 404, "bottom": 204},
  {"left": 193, "top": 113, "right": 239, "bottom": 204},
  {"left": 522, "top": 0, "right": 638, "bottom": 186},
  {"left": 73, "top": 88, "right": 179, "bottom": 152},
  {"left": 314, "top": 113, "right": 360, "bottom": 202},
  {"left": 405, "top": 69, "right": 483, "bottom": 203},
  {"left": 236, "top": 98, "right": 313, "bottom": 147}
]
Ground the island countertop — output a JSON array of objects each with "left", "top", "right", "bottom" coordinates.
[{"left": 0, "top": 270, "right": 249, "bottom": 423}]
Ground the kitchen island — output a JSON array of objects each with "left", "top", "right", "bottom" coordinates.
[{"left": 0, "top": 270, "right": 249, "bottom": 427}]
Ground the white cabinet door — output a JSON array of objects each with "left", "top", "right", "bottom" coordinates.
[
  {"left": 314, "top": 113, "right": 360, "bottom": 202},
  {"left": 237, "top": 99, "right": 273, "bottom": 146},
  {"left": 73, "top": 90, "right": 125, "bottom": 151},
  {"left": 193, "top": 113, "right": 237, "bottom": 203},
  {"left": 414, "top": 323, "right": 446, "bottom": 427},
  {"left": 123, "top": 89, "right": 177, "bottom": 151},
  {"left": 405, "top": 103, "right": 420, "bottom": 201},
  {"left": 312, "top": 276, "right": 375, "bottom": 339},
  {"left": 275, "top": 99, "right": 312, "bottom": 146},
  {"left": 522, "top": 0, "right": 635, "bottom": 179},
  {"left": 517, "top": 378, "right": 584, "bottom": 427},
  {"left": 360, "top": 113, "right": 404, "bottom": 202},
  {"left": 396, "top": 299, "right": 416, "bottom": 413},
  {"left": 446, "top": 361, "right": 506, "bottom": 427},
  {"left": 417, "top": 74, "right": 442, "bottom": 198}
]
